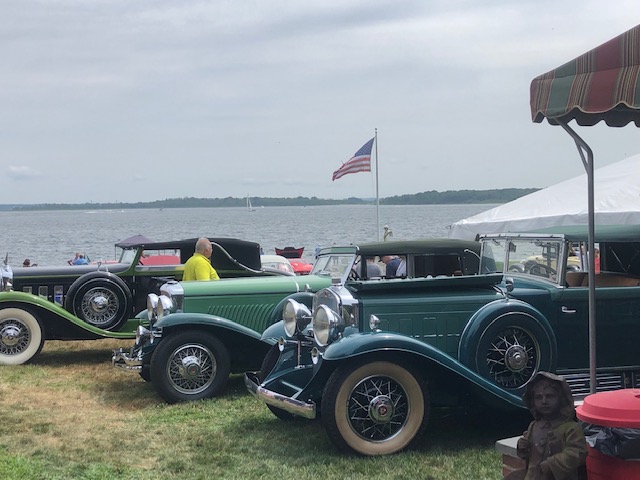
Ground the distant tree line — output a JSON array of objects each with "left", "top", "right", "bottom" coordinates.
[{"left": 4, "top": 188, "right": 539, "bottom": 211}]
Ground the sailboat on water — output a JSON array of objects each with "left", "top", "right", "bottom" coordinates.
[{"left": 246, "top": 196, "right": 256, "bottom": 212}]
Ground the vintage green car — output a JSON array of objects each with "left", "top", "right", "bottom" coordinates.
[
  {"left": 0, "top": 237, "right": 280, "bottom": 365},
  {"left": 246, "top": 230, "right": 640, "bottom": 456},
  {"left": 112, "top": 239, "right": 479, "bottom": 403}
]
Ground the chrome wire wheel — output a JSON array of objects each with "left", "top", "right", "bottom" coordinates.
[
  {"left": 80, "top": 287, "right": 119, "bottom": 327},
  {"left": 166, "top": 343, "right": 217, "bottom": 395},
  {"left": 485, "top": 326, "right": 539, "bottom": 389},
  {"left": 322, "top": 360, "right": 429, "bottom": 456}
]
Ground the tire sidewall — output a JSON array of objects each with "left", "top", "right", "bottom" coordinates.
[
  {"left": 0, "top": 308, "right": 45, "bottom": 365},
  {"left": 322, "top": 360, "right": 429, "bottom": 456},
  {"left": 150, "top": 330, "right": 231, "bottom": 403},
  {"left": 68, "top": 274, "right": 132, "bottom": 330}
]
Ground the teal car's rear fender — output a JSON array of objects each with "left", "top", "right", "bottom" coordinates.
[{"left": 321, "top": 331, "right": 524, "bottom": 408}]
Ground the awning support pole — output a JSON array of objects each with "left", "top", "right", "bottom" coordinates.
[{"left": 558, "top": 119, "right": 597, "bottom": 394}]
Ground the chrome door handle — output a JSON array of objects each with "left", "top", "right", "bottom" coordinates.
[{"left": 561, "top": 306, "right": 577, "bottom": 314}]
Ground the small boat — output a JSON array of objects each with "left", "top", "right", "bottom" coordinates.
[
  {"left": 275, "top": 246, "right": 304, "bottom": 259},
  {"left": 246, "top": 196, "right": 256, "bottom": 212}
]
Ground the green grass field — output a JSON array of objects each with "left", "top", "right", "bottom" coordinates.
[{"left": 0, "top": 339, "right": 531, "bottom": 480}]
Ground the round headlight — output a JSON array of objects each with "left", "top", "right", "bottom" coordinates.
[
  {"left": 313, "top": 304, "right": 341, "bottom": 347},
  {"left": 156, "top": 295, "right": 173, "bottom": 320},
  {"left": 283, "top": 299, "right": 312, "bottom": 338},
  {"left": 135, "top": 325, "right": 151, "bottom": 346},
  {"left": 146, "top": 294, "right": 159, "bottom": 321}
]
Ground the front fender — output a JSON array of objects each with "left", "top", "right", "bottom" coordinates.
[
  {"left": 0, "top": 291, "right": 137, "bottom": 338},
  {"left": 261, "top": 320, "right": 286, "bottom": 341},
  {"left": 322, "top": 331, "right": 523, "bottom": 408},
  {"left": 155, "top": 312, "right": 276, "bottom": 344}
]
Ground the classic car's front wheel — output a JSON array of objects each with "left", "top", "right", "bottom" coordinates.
[
  {"left": 149, "top": 330, "right": 231, "bottom": 403},
  {"left": 0, "top": 308, "right": 45, "bottom": 365},
  {"left": 474, "top": 314, "right": 553, "bottom": 393},
  {"left": 67, "top": 273, "right": 132, "bottom": 331},
  {"left": 322, "top": 360, "right": 430, "bottom": 456}
]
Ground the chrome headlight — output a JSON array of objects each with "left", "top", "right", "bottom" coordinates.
[
  {"left": 146, "top": 293, "right": 173, "bottom": 322},
  {"left": 160, "top": 280, "right": 184, "bottom": 312},
  {"left": 147, "top": 294, "right": 159, "bottom": 321},
  {"left": 313, "top": 304, "right": 343, "bottom": 347},
  {"left": 135, "top": 325, "right": 151, "bottom": 346},
  {"left": 283, "top": 299, "right": 312, "bottom": 338}
]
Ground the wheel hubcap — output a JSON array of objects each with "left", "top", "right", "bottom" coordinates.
[
  {"left": 0, "top": 320, "right": 30, "bottom": 355},
  {"left": 1, "top": 325, "right": 21, "bottom": 347},
  {"left": 505, "top": 345, "right": 528, "bottom": 372},
  {"left": 89, "top": 294, "right": 109, "bottom": 313},
  {"left": 368, "top": 395, "right": 395, "bottom": 424},
  {"left": 179, "top": 355, "right": 202, "bottom": 380}
]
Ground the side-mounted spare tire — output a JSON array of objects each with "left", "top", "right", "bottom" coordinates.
[
  {"left": 459, "top": 306, "right": 556, "bottom": 397},
  {"left": 0, "top": 307, "right": 45, "bottom": 365},
  {"left": 65, "top": 272, "right": 133, "bottom": 331}
]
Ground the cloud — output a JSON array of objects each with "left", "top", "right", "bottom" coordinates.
[{"left": 7, "top": 165, "right": 42, "bottom": 180}]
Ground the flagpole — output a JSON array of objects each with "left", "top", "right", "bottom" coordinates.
[{"left": 374, "top": 128, "right": 379, "bottom": 241}]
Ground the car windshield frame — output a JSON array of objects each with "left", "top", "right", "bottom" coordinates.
[{"left": 310, "top": 253, "right": 356, "bottom": 282}]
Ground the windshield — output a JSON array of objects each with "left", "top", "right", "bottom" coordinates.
[
  {"left": 480, "top": 236, "right": 575, "bottom": 284},
  {"left": 311, "top": 254, "right": 355, "bottom": 282}
]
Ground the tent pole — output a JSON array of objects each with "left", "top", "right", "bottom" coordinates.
[{"left": 558, "top": 119, "right": 596, "bottom": 394}]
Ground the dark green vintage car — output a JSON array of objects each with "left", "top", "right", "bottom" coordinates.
[
  {"left": 0, "top": 237, "right": 281, "bottom": 365},
  {"left": 246, "top": 229, "right": 640, "bottom": 456},
  {"left": 112, "top": 239, "right": 480, "bottom": 404}
]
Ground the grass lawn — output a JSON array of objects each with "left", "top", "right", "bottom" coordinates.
[{"left": 0, "top": 339, "right": 531, "bottom": 480}]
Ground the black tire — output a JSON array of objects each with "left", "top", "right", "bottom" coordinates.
[
  {"left": 149, "top": 330, "right": 231, "bottom": 403},
  {"left": 0, "top": 308, "right": 45, "bottom": 365},
  {"left": 139, "top": 365, "right": 151, "bottom": 382},
  {"left": 67, "top": 274, "right": 132, "bottom": 331},
  {"left": 474, "top": 313, "right": 553, "bottom": 395},
  {"left": 321, "top": 360, "right": 430, "bottom": 456},
  {"left": 259, "top": 344, "right": 297, "bottom": 421}
]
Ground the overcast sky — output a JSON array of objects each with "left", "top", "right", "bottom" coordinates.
[{"left": 2, "top": 1, "right": 640, "bottom": 204}]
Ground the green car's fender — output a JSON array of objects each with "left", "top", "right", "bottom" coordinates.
[
  {"left": 321, "top": 330, "right": 524, "bottom": 408},
  {"left": 0, "top": 290, "right": 137, "bottom": 339},
  {"left": 156, "top": 312, "right": 265, "bottom": 340}
]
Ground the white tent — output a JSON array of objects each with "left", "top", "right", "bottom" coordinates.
[{"left": 449, "top": 153, "right": 640, "bottom": 240}]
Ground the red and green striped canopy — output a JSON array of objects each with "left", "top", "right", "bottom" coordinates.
[{"left": 531, "top": 24, "right": 640, "bottom": 126}]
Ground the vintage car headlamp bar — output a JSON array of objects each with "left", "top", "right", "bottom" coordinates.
[
  {"left": 283, "top": 299, "right": 312, "bottom": 338},
  {"left": 313, "top": 304, "right": 343, "bottom": 347}
]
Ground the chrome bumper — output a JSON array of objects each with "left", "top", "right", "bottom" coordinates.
[
  {"left": 244, "top": 372, "right": 317, "bottom": 420},
  {"left": 112, "top": 348, "right": 143, "bottom": 372}
]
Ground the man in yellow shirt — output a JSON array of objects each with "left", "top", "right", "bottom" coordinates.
[{"left": 182, "top": 238, "right": 220, "bottom": 281}]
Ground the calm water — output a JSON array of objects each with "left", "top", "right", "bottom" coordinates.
[{"left": 2, "top": 204, "right": 495, "bottom": 267}]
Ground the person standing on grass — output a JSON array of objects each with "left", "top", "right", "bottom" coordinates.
[{"left": 182, "top": 237, "right": 220, "bottom": 281}]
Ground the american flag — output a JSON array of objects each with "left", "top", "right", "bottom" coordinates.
[{"left": 332, "top": 138, "right": 374, "bottom": 181}]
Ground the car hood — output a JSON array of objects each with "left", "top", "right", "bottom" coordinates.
[{"left": 179, "top": 273, "right": 332, "bottom": 296}]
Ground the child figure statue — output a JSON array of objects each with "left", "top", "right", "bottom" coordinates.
[{"left": 512, "top": 372, "right": 587, "bottom": 480}]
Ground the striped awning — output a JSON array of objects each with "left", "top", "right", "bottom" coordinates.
[{"left": 531, "top": 24, "right": 640, "bottom": 126}]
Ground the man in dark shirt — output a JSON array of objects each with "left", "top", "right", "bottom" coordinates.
[{"left": 381, "top": 255, "right": 401, "bottom": 276}]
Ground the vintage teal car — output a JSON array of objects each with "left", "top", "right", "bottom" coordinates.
[
  {"left": 112, "top": 239, "right": 480, "bottom": 404},
  {"left": 0, "top": 237, "right": 280, "bottom": 365},
  {"left": 246, "top": 230, "right": 640, "bottom": 456}
]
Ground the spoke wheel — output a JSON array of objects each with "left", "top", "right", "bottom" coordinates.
[
  {"left": 68, "top": 275, "right": 131, "bottom": 331},
  {"left": 150, "top": 330, "right": 230, "bottom": 403},
  {"left": 473, "top": 312, "right": 554, "bottom": 395},
  {"left": 0, "top": 308, "right": 45, "bottom": 365},
  {"left": 322, "top": 360, "right": 429, "bottom": 456},
  {"left": 484, "top": 326, "right": 539, "bottom": 389}
]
